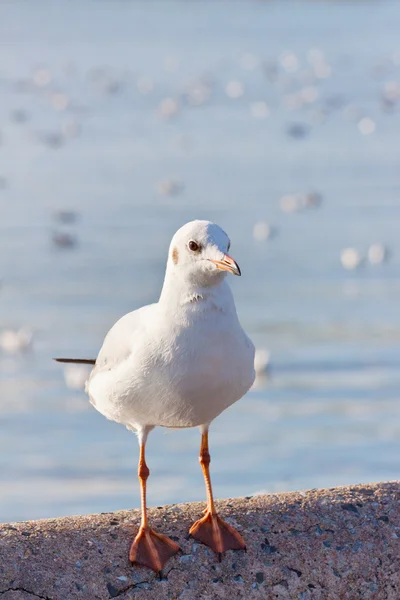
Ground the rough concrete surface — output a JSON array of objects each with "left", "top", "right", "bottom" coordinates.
[{"left": 0, "top": 482, "right": 399, "bottom": 600}]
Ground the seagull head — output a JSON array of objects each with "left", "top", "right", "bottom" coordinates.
[{"left": 167, "top": 220, "right": 241, "bottom": 288}]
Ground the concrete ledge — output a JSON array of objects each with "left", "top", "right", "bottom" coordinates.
[{"left": 0, "top": 482, "right": 399, "bottom": 600}]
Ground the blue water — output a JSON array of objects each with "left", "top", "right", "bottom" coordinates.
[{"left": 1, "top": 0, "right": 400, "bottom": 522}]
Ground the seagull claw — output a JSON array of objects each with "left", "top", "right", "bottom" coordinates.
[
  {"left": 129, "top": 526, "right": 180, "bottom": 572},
  {"left": 189, "top": 510, "right": 246, "bottom": 558}
]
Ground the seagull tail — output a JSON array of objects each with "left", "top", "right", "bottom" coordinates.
[{"left": 53, "top": 358, "right": 96, "bottom": 365}]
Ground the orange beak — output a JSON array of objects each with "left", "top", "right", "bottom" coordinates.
[{"left": 209, "top": 254, "right": 241, "bottom": 276}]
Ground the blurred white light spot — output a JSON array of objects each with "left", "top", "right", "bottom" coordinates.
[
  {"left": 280, "top": 51, "right": 299, "bottom": 73},
  {"left": 368, "top": 243, "right": 388, "bottom": 265},
  {"left": 307, "top": 48, "right": 325, "bottom": 66},
  {"left": 314, "top": 62, "right": 332, "bottom": 79},
  {"left": 158, "top": 98, "right": 179, "bottom": 118},
  {"left": 341, "top": 248, "right": 362, "bottom": 270},
  {"left": 250, "top": 101, "right": 270, "bottom": 119},
  {"left": 33, "top": 68, "right": 51, "bottom": 87},
  {"left": 137, "top": 76, "right": 154, "bottom": 95},
  {"left": 280, "top": 194, "right": 303, "bottom": 213},
  {"left": 240, "top": 52, "right": 260, "bottom": 70},
  {"left": 0, "top": 328, "right": 33, "bottom": 354},
  {"left": 382, "top": 81, "right": 400, "bottom": 102},
  {"left": 51, "top": 93, "right": 69, "bottom": 111},
  {"left": 253, "top": 221, "right": 273, "bottom": 241},
  {"left": 358, "top": 117, "right": 376, "bottom": 135},
  {"left": 254, "top": 348, "right": 271, "bottom": 376},
  {"left": 64, "top": 364, "right": 91, "bottom": 391},
  {"left": 225, "top": 81, "right": 244, "bottom": 99},
  {"left": 300, "top": 86, "right": 318, "bottom": 104},
  {"left": 186, "top": 82, "right": 211, "bottom": 106}
]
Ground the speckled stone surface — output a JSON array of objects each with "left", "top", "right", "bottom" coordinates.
[{"left": 0, "top": 482, "right": 399, "bottom": 599}]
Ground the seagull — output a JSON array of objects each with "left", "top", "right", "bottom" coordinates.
[{"left": 55, "top": 220, "right": 255, "bottom": 573}]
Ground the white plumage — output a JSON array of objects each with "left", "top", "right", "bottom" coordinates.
[{"left": 86, "top": 220, "right": 255, "bottom": 433}]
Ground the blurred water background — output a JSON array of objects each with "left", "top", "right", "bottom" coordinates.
[{"left": 1, "top": 0, "right": 400, "bottom": 523}]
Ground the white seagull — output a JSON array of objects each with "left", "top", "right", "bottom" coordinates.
[{"left": 55, "top": 220, "right": 255, "bottom": 573}]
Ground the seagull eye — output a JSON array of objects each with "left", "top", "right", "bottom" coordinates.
[{"left": 188, "top": 240, "right": 200, "bottom": 252}]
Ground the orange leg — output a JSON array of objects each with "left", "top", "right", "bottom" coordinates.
[
  {"left": 189, "top": 430, "right": 246, "bottom": 560},
  {"left": 129, "top": 434, "right": 180, "bottom": 573}
]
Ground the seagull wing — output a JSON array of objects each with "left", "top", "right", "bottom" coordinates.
[
  {"left": 88, "top": 304, "right": 156, "bottom": 381},
  {"left": 53, "top": 311, "right": 141, "bottom": 371}
]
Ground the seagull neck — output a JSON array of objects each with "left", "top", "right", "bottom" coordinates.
[{"left": 159, "top": 269, "right": 232, "bottom": 311}]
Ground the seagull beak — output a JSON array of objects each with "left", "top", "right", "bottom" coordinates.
[{"left": 209, "top": 254, "right": 241, "bottom": 276}]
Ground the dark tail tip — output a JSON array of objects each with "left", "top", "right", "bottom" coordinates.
[{"left": 53, "top": 358, "right": 96, "bottom": 365}]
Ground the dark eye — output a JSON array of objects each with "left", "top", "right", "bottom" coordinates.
[
  {"left": 188, "top": 240, "right": 200, "bottom": 252},
  {"left": 227, "top": 241, "right": 231, "bottom": 251}
]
